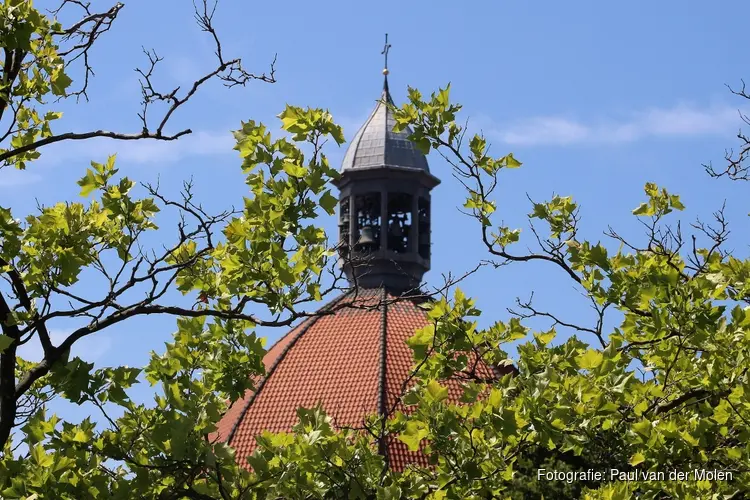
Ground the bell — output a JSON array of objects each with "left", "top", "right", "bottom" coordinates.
[{"left": 358, "top": 226, "right": 376, "bottom": 246}]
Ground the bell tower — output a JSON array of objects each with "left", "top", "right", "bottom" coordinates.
[{"left": 333, "top": 36, "right": 440, "bottom": 293}]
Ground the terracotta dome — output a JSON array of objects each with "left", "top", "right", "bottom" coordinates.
[{"left": 215, "top": 287, "right": 511, "bottom": 470}]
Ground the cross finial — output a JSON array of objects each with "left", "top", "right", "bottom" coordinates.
[{"left": 381, "top": 33, "right": 391, "bottom": 76}]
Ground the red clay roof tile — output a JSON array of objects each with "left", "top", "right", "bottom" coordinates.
[{"left": 216, "top": 287, "right": 512, "bottom": 471}]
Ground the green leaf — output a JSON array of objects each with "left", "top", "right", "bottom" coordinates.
[
  {"left": 726, "top": 448, "right": 742, "bottom": 460},
  {"left": 504, "top": 153, "right": 522, "bottom": 168},
  {"left": 633, "top": 400, "right": 648, "bottom": 416},
  {"left": 577, "top": 349, "right": 603, "bottom": 370},
  {"left": 712, "top": 400, "right": 731, "bottom": 425},
  {"left": 632, "top": 202, "right": 651, "bottom": 216},
  {"left": 436, "top": 85, "right": 450, "bottom": 106},
  {"left": 498, "top": 408, "right": 519, "bottom": 437},
  {"left": 426, "top": 380, "right": 449, "bottom": 403},
  {"left": 71, "top": 429, "right": 89, "bottom": 443},
  {"left": 319, "top": 190, "right": 337, "bottom": 215},
  {"left": 398, "top": 421, "right": 429, "bottom": 452},
  {"left": 77, "top": 169, "right": 98, "bottom": 197},
  {"left": 669, "top": 194, "right": 685, "bottom": 210},
  {"left": 31, "top": 444, "right": 54, "bottom": 468},
  {"left": 278, "top": 106, "right": 301, "bottom": 131},
  {"left": 0, "top": 335, "right": 14, "bottom": 353},
  {"left": 632, "top": 420, "right": 652, "bottom": 438},
  {"left": 51, "top": 70, "right": 73, "bottom": 96},
  {"left": 534, "top": 329, "right": 556, "bottom": 346},
  {"left": 629, "top": 452, "right": 646, "bottom": 466},
  {"left": 282, "top": 161, "right": 307, "bottom": 178},
  {"left": 488, "top": 388, "right": 502, "bottom": 408},
  {"left": 414, "top": 137, "right": 430, "bottom": 155}
]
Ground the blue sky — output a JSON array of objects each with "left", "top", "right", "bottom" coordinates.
[{"left": 3, "top": 0, "right": 750, "bottom": 416}]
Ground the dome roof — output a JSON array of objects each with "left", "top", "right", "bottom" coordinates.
[
  {"left": 215, "top": 287, "right": 512, "bottom": 471},
  {"left": 341, "top": 78, "right": 430, "bottom": 172}
]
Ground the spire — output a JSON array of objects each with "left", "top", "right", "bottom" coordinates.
[
  {"left": 333, "top": 39, "right": 441, "bottom": 293},
  {"left": 381, "top": 33, "right": 391, "bottom": 96}
]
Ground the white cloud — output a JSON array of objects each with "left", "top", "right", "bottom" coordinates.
[
  {"left": 482, "top": 103, "right": 744, "bottom": 147},
  {"left": 18, "top": 328, "right": 113, "bottom": 364},
  {"left": 0, "top": 168, "right": 42, "bottom": 188},
  {"left": 498, "top": 117, "right": 590, "bottom": 146}
]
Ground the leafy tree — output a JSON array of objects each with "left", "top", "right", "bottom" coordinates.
[
  {"left": 236, "top": 87, "right": 750, "bottom": 499},
  {"left": 379, "top": 86, "right": 750, "bottom": 499},
  {"left": 2, "top": 2, "right": 750, "bottom": 499},
  {"left": 0, "top": 1, "right": 351, "bottom": 498}
]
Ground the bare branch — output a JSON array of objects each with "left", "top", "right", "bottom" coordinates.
[
  {"left": 52, "top": 1, "right": 124, "bottom": 102},
  {"left": 0, "top": 0, "right": 276, "bottom": 168},
  {"left": 135, "top": 0, "right": 276, "bottom": 139},
  {"left": 704, "top": 80, "right": 750, "bottom": 181},
  {"left": 508, "top": 292, "right": 608, "bottom": 348}
]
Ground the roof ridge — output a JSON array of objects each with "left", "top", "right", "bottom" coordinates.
[
  {"left": 377, "top": 286, "right": 389, "bottom": 466},
  {"left": 348, "top": 92, "right": 382, "bottom": 170},
  {"left": 225, "top": 289, "right": 356, "bottom": 447},
  {"left": 383, "top": 86, "right": 389, "bottom": 167},
  {"left": 382, "top": 79, "right": 396, "bottom": 167}
]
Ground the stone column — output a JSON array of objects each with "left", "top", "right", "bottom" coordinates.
[
  {"left": 348, "top": 194, "right": 356, "bottom": 248},
  {"left": 410, "top": 194, "right": 418, "bottom": 253},
  {"left": 380, "top": 190, "right": 388, "bottom": 253}
]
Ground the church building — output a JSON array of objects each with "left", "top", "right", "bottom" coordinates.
[{"left": 216, "top": 54, "right": 512, "bottom": 471}]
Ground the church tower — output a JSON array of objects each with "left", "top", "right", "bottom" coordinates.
[{"left": 334, "top": 38, "right": 440, "bottom": 293}]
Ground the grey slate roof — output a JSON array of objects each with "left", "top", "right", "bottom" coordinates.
[{"left": 341, "top": 78, "right": 430, "bottom": 172}]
